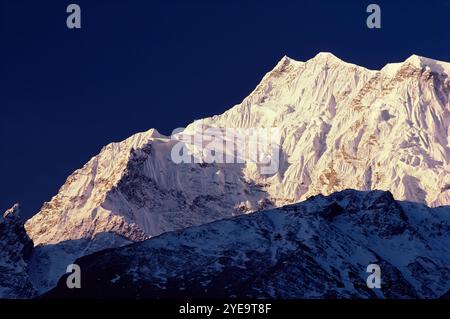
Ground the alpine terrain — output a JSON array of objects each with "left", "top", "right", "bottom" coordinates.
[
  {"left": 46, "top": 190, "right": 450, "bottom": 299},
  {"left": 0, "top": 205, "right": 35, "bottom": 298},
  {"left": 1, "top": 52, "right": 449, "bottom": 297}
]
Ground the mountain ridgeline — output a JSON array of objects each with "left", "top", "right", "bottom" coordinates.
[
  {"left": 1, "top": 52, "right": 449, "bottom": 298},
  {"left": 46, "top": 190, "right": 450, "bottom": 299}
]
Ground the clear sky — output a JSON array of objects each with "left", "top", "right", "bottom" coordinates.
[{"left": 1, "top": 0, "right": 449, "bottom": 218}]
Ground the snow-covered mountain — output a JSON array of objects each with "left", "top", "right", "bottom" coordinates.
[
  {"left": 196, "top": 53, "right": 450, "bottom": 207},
  {"left": 0, "top": 205, "right": 35, "bottom": 298},
  {"left": 24, "top": 129, "right": 272, "bottom": 292},
  {"left": 45, "top": 190, "right": 450, "bottom": 299},
  {"left": 21, "top": 53, "right": 450, "bottom": 294}
]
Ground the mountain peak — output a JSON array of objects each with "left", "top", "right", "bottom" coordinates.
[
  {"left": 274, "top": 55, "right": 303, "bottom": 68},
  {"left": 0, "top": 203, "right": 35, "bottom": 298},
  {"left": 306, "top": 52, "right": 375, "bottom": 71},
  {"left": 275, "top": 52, "right": 343, "bottom": 66},
  {"left": 380, "top": 54, "right": 450, "bottom": 76},
  {"left": 403, "top": 54, "right": 450, "bottom": 74},
  {"left": 145, "top": 128, "right": 164, "bottom": 139},
  {"left": 2, "top": 203, "right": 20, "bottom": 220},
  {"left": 309, "top": 52, "right": 351, "bottom": 66},
  {"left": 314, "top": 51, "right": 341, "bottom": 60},
  {"left": 405, "top": 54, "right": 425, "bottom": 64}
]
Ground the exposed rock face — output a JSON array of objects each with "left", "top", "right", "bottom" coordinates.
[
  {"left": 45, "top": 190, "right": 450, "bottom": 299},
  {"left": 0, "top": 204, "right": 36, "bottom": 298}
]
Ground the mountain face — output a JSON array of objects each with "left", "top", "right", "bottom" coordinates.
[
  {"left": 24, "top": 130, "right": 271, "bottom": 293},
  {"left": 46, "top": 190, "right": 450, "bottom": 299},
  {"left": 23, "top": 53, "right": 450, "bottom": 294},
  {"left": 0, "top": 205, "right": 36, "bottom": 298},
  {"left": 196, "top": 53, "right": 450, "bottom": 207}
]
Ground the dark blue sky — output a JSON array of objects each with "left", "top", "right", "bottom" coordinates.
[{"left": 1, "top": 0, "right": 449, "bottom": 218}]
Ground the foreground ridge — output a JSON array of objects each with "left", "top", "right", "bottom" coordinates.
[{"left": 46, "top": 190, "right": 450, "bottom": 299}]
